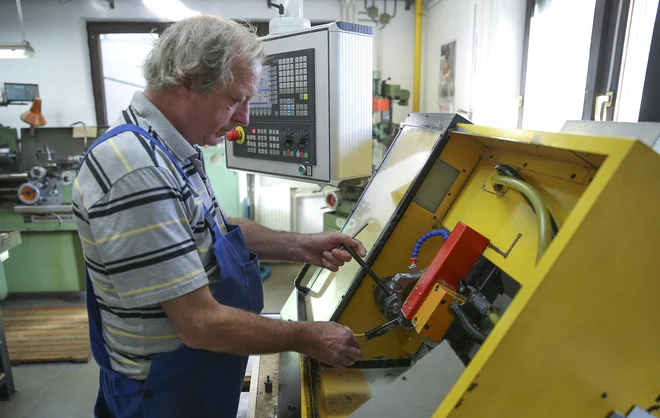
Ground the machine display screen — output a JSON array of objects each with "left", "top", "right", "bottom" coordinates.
[
  {"left": 4, "top": 83, "right": 39, "bottom": 103},
  {"left": 251, "top": 65, "right": 272, "bottom": 109}
]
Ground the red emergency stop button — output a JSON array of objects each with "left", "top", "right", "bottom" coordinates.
[{"left": 226, "top": 127, "right": 245, "bottom": 144}]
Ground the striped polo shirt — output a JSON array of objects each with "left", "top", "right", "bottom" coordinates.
[{"left": 73, "top": 91, "right": 228, "bottom": 380}]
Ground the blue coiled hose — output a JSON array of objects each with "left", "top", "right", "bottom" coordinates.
[
  {"left": 259, "top": 263, "right": 271, "bottom": 281},
  {"left": 411, "top": 229, "right": 450, "bottom": 263}
]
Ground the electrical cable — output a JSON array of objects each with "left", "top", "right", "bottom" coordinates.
[
  {"left": 491, "top": 175, "right": 552, "bottom": 263},
  {"left": 51, "top": 212, "right": 63, "bottom": 231},
  {"left": 495, "top": 163, "right": 559, "bottom": 237},
  {"left": 449, "top": 303, "right": 487, "bottom": 343},
  {"left": 410, "top": 228, "right": 450, "bottom": 265}
]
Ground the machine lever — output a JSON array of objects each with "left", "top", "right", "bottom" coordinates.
[
  {"left": 294, "top": 222, "right": 369, "bottom": 295},
  {"left": 343, "top": 245, "right": 393, "bottom": 297}
]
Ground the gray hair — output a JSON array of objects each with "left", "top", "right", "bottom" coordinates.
[{"left": 143, "top": 15, "right": 264, "bottom": 93}]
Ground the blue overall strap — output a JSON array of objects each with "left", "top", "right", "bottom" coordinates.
[{"left": 78, "top": 124, "right": 191, "bottom": 185}]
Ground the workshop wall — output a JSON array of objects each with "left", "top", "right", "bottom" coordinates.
[
  {"left": 356, "top": 1, "right": 416, "bottom": 124},
  {"left": 421, "top": 0, "right": 526, "bottom": 128},
  {"left": 0, "top": 0, "right": 340, "bottom": 128},
  {"left": 0, "top": 0, "right": 416, "bottom": 129}
]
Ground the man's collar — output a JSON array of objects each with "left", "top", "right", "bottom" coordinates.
[{"left": 130, "top": 91, "right": 197, "bottom": 161}]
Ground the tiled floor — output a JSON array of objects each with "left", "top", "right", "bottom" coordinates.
[{"left": 0, "top": 262, "right": 303, "bottom": 418}]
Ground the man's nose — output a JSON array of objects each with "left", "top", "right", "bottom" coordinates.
[{"left": 232, "top": 101, "right": 250, "bottom": 126}]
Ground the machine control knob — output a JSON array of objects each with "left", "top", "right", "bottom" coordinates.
[
  {"left": 294, "top": 130, "right": 309, "bottom": 147},
  {"left": 281, "top": 130, "right": 294, "bottom": 147}
]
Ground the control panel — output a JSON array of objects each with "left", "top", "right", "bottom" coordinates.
[
  {"left": 231, "top": 48, "right": 316, "bottom": 166},
  {"left": 225, "top": 22, "right": 373, "bottom": 185}
]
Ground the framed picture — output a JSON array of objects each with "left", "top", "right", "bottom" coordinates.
[{"left": 439, "top": 40, "right": 456, "bottom": 112}]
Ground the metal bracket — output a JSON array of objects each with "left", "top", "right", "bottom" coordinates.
[
  {"left": 267, "top": 0, "right": 285, "bottom": 15},
  {"left": 481, "top": 182, "right": 507, "bottom": 197},
  {"left": 488, "top": 233, "right": 522, "bottom": 258}
]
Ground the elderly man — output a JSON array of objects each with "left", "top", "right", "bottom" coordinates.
[{"left": 73, "top": 15, "right": 364, "bottom": 418}]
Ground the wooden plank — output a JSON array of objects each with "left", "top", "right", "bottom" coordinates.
[
  {"left": 10, "top": 353, "right": 91, "bottom": 365},
  {"left": 2, "top": 306, "right": 91, "bottom": 365},
  {"left": 2, "top": 316, "right": 87, "bottom": 323},
  {"left": 7, "top": 334, "right": 90, "bottom": 342},
  {"left": 9, "top": 344, "right": 91, "bottom": 354},
  {"left": 1, "top": 306, "right": 88, "bottom": 313},
  {"left": 5, "top": 324, "right": 88, "bottom": 332}
]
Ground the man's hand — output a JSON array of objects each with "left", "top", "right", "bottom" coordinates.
[
  {"left": 300, "top": 322, "right": 361, "bottom": 369},
  {"left": 301, "top": 232, "right": 367, "bottom": 272}
]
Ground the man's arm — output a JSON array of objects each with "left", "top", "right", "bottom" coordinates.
[
  {"left": 228, "top": 216, "right": 305, "bottom": 262},
  {"left": 228, "top": 217, "right": 367, "bottom": 272},
  {"left": 161, "top": 285, "right": 361, "bottom": 369}
]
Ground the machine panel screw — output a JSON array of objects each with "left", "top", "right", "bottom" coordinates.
[
  {"left": 412, "top": 317, "right": 417, "bottom": 324},
  {"left": 423, "top": 325, "right": 429, "bottom": 330},
  {"left": 601, "top": 393, "right": 608, "bottom": 399},
  {"left": 434, "top": 284, "right": 440, "bottom": 291},
  {"left": 440, "top": 300, "right": 446, "bottom": 305}
]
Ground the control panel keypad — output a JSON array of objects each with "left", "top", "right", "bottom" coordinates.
[
  {"left": 236, "top": 49, "right": 316, "bottom": 166},
  {"left": 246, "top": 128, "right": 282, "bottom": 156}
]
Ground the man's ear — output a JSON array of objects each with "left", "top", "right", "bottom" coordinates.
[{"left": 175, "top": 77, "right": 193, "bottom": 100}]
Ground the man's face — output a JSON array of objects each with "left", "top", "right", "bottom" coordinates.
[{"left": 185, "top": 59, "right": 262, "bottom": 147}]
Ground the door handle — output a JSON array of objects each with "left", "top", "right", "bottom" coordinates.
[{"left": 594, "top": 91, "right": 614, "bottom": 121}]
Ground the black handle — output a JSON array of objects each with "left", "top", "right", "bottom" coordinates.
[
  {"left": 294, "top": 263, "right": 313, "bottom": 295},
  {"left": 343, "top": 246, "right": 392, "bottom": 297},
  {"left": 293, "top": 222, "right": 369, "bottom": 295}
]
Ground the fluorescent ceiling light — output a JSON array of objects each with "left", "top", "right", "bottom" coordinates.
[
  {"left": 0, "top": 41, "right": 35, "bottom": 59},
  {"left": 142, "top": 0, "right": 200, "bottom": 20},
  {"left": 1, "top": 1, "right": 34, "bottom": 59}
]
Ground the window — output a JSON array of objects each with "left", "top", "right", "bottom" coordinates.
[{"left": 87, "top": 21, "right": 270, "bottom": 126}]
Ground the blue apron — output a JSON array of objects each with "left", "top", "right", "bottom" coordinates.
[{"left": 78, "top": 124, "right": 264, "bottom": 418}]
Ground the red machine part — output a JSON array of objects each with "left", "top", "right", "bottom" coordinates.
[
  {"left": 373, "top": 97, "right": 390, "bottom": 111},
  {"left": 402, "top": 222, "right": 490, "bottom": 321}
]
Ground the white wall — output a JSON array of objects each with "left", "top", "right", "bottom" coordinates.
[
  {"left": 421, "top": 0, "right": 526, "bottom": 128},
  {"left": 351, "top": 0, "right": 416, "bottom": 123},
  {"left": 0, "top": 0, "right": 416, "bottom": 129},
  {"left": 0, "top": 0, "right": 342, "bottom": 128}
]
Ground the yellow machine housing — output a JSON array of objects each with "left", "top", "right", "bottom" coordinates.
[{"left": 276, "top": 113, "right": 660, "bottom": 418}]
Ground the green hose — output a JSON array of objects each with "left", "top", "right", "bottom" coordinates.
[{"left": 491, "top": 175, "right": 552, "bottom": 263}]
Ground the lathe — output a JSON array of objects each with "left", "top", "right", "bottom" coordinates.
[{"left": 247, "top": 113, "right": 660, "bottom": 418}]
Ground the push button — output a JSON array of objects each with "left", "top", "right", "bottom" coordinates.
[{"left": 226, "top": 127, "right": 245, "bottom": 144}]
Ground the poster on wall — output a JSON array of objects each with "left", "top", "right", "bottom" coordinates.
[{"left": 438, "top": 40, "right": 456, "bottom": 112}]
